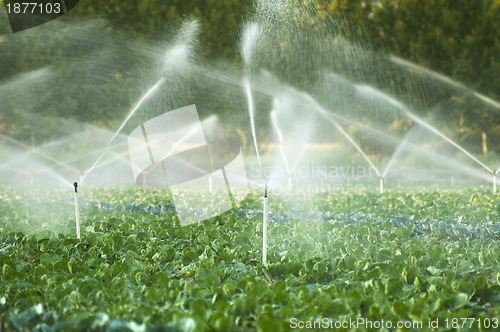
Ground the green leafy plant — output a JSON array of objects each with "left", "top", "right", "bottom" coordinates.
[{"left": 1, "top": 186, "right": 499, "bottom": 331}]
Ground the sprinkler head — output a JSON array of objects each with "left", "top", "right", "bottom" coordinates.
[
  {"left": 74, "top": 182, "right": 78, "bottom": 193},
  {"left": 264, "top": 185, "right": 268, "bottom": 198}
]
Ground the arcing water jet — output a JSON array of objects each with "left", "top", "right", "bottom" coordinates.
[
  {"left": 270, "top": 110, "right": 292, "bottom": 190},
  {"left": 80, "top": 77, "right": 165, "bottom": 185},
  {"left": 356, "top": 84, "right": 497, "bottom": 191}
]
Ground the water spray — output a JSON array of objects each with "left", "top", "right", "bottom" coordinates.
[
  {"left": 245, "top": 78, "right": 268, "bottom": 263},
  {"left": 263, "top": 185, "right": 268, "bottom": 264},
  {"left": 356, "top": 85, "right": 494, "bottom": 176},
  {"left": 271, "top": 110, "right": 292, "bottom": 190},
  {"left": 391, "top": 56, "right": 500, "bottom": 110},
  {"left": 74, "top": 182, "right": 80, "bottom": 239},
  {"left": 80, "top": 78, "right": 165, "bottom": 185},
  {"left": 241, "top": 25, "right": 268, "bottom": 264},
  {"left": 0, "top": 134, "right": 81, "bottom": 178},
  {"left": 301, "top": 94, "right": 383, "bottom": 191}
]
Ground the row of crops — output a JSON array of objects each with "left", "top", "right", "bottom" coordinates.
[{"left": 1, "top": 185, "right": 499, "bottom": 331}]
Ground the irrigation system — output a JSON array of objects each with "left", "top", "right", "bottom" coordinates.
[
  {"left": 1, "top": 5, "right": 499, "bottom": 263},
  {"left": 263, "top": 185, "right": 268, "bottom": 264},
  {"left": 74, "top": 182, "right": 80, "bottom": 239}
]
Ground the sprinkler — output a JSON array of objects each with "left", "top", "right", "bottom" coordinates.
[
  {"left": 74, "top": 182, "right": 81, "bottom": 239},
  {"left": 494, "top": 168, "right": 499, "bottom": 194},
  {"left": 493, "top": 173, "right": 496, "bottom": 194},
  {"left": 263, "top": 185, "right": 268, "bottom": 264},
  {"left": 379, "top": 175, "right": 384, "bottom": 194}
]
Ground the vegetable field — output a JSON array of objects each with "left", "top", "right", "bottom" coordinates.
[{"left": 1, "top": 186, "right": 500, "bottom": 331}]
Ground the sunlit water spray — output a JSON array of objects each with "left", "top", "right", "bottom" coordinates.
[
  {"left": 390, "top": 57, "right": 500, "bottom": 192},
  {"left": 196, "top": 66, "right": 494, "bottom": 192},
  {"left": 391, "top": 56, "right": 500, "bottom": 110},
  {"left": 241, "top": 24, "right": 265, "bottom": 186},
  {"left": 241, "top": 23, "right": 260, "bottom": 67},
  {"left": 241, "top": 23, "right": 268, "bottom": 263},
  {"left": 0, "top": 135, "right": 76, "bottom": 188},
  {"left": 79, "top": 77, "right": 165, "bottom": 185},
  {"left": 243, "top": 78, "right": 264, "bottom": 183},
  {"left": 270, "top": 110, "right": 292, "bottom": 190},
  {"left": 494, "top": 167, "right": 500, "bottom": 193},
  {"left": 298, "top": 91, "right": 382, "bottom": 179},
  {"left": 80, "top": 20, "right": 199, "bottom": 185},
  {"left": 203, "top": 68, "right": 389, "bottom": 192},
  {"left": 356, "top": 85, "right": 493, "bottom": 173},
  {"left": 0, "top": 134, "right": 80, "bottom": 177},
  {"left": 382, "top": 137, "right": 408, "bottom": 179},
  {"left": 0, "top": 68, "right": 53, "bottom": 96},
  {"left": 356, "top": 84, "right": 498, "bottom": 192}
]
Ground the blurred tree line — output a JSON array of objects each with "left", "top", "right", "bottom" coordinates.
[
  {"left": 1, "top": 0, "right": 499, "bottom": 155},
  {"left": 75, "top": 0, "right": 253, "bottom": 60}
]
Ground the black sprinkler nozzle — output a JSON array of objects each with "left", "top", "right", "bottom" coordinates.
[
  {"left": 74, "top": 182, "right": 78, "bottom": 193},
  {"left": 264, "top": 185, "right": 268, "bottom": 198}
]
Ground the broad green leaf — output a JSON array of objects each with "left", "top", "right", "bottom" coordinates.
[{"left": 10, "top": 304, "right": 45, "bottom": 329}]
